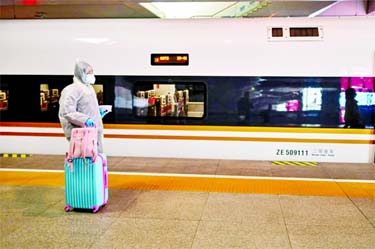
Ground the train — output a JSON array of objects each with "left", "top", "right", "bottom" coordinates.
[{"left": 0, "top": 17, "right": 374, "bottom": 163}]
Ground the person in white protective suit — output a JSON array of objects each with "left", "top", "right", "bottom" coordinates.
[{"left": 58, "top": 60, "right": 105, "bottom": 153}]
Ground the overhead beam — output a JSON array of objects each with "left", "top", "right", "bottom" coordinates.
[{"left": 0, "top": 0, "right": 15, "bottom": 19}]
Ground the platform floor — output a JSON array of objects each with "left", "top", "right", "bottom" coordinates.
[{"left": 1, "top": 155, "right": 374, "bottom": 249}]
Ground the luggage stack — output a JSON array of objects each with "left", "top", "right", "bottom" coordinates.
[{"left": 64, "top": 127, "right": 108, "bottom": 213}]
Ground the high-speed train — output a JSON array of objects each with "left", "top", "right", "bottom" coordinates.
[{"left": 0, "top": 17, "right": 374, "bottom": 163}]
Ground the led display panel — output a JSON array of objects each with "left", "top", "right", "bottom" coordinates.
[{"left": 151, "top": 54, "right": 189, "bottom": 66}]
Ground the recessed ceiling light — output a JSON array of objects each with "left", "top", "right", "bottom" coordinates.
[{"left": 139, "top": 2, "right": 236, "bottom": 18}]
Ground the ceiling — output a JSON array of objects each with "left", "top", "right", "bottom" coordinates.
[{"left": 1, "top": 0, "right": 374, "bottom": 19}]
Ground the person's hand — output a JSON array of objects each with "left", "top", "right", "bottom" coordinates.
[
  {"left": 99, "top": 108, "right": 107, "bottom": 118},
  {"left": 85, "top": 118, "right": 95, "bottom": 127}
]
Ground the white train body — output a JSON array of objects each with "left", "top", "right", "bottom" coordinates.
[{"left": 0, "top": 17, "right": 374, "bottom": 163}]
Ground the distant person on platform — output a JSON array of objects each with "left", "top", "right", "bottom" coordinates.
[
  {"left": 58, "top": 60, "right": 106, "bottom": 152},
  {"left": 238, "top": 91, "right": 252, "bottom": 124},
  {"left": 344, "top": 88, "right": 364, "bottom": 128}
]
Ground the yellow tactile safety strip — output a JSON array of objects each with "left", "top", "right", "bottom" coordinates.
[
  {"left": 272, "top": 161, "right": 318, "bottom": 167},
  {"left": 0, "top": 154, "right": 32, "bottom": 158},
  {"left": 0, "top": 171, "right": 374, "bottom": 198}
]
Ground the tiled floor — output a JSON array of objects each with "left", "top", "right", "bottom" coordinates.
[
  {"left": 1, "top": 186, "right": 374, "bottom": 249},
  {"left": 0, "top": 156, "right": 374, "bottom": 248}
]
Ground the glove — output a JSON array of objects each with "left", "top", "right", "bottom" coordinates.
[
  {"left": 85, "top": 118, "right": 95, "bottom": 127},
  {"left": 99, "top": 108, "right": 107, "bottom": 118}
]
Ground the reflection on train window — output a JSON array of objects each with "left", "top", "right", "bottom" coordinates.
[
  {"left": 302, "top": 88, "right": 322, "bottom": 111},
  {"left": 40, "top": 84, "right": 60, "bottom": 112},
  {"left": 133, "top": 83, "right": 205, "bottom": 118},
  {"left": 92, "top": 84, "right": 104, "bottom": 105},
  {"left": 246, "top": 84, "right": 326, "bottom": 125},
  {"left": 0, "top": 89, "right": 9, "bottom": 111},
  {"left": 1, "top": 75, "right": 373, "bottom": 128},
  {"left": 339, "top": 77, "right": 375, "bottom": 126},
  {"left": 235, "top": 77, "right": 374, "bottom": 127}
]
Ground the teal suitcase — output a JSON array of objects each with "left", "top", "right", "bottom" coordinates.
[{"left": 64, "top": 153, "right": 108, "bottom": 213}]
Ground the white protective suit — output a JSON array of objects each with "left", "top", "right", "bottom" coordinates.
[{"left": 58, "top": 61, "right": 104, "bottom": 153}]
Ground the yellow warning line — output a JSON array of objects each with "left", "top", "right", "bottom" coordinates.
[
  {"left": 272, "top": 161, "right": 317, "bottom": 167},
  {"left": 0, "top": 154, "right": 32, "bottom": 158},
  {"left": 0, "top": 171, "right": 373, "bottom": 198},
  {"left": 284, "top": 161, "right": 296, "bottom": 166},
  {"left": 304, "top": 162, "right": 318, "bottom": 167},
  {"left": 293, "top": 162, "right": 307, "bottom": 167}
]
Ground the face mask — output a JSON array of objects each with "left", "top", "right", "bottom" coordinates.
[{"left": 85, "top": 74, "right": 96, "bottom": 84}]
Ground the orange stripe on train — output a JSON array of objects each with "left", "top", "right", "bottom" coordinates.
[
  {"left": 0, "top": 122, "right": 373, "bottom": 135},
  {"left": 0, "top": 131, "right": 373, "bottom": 144}
]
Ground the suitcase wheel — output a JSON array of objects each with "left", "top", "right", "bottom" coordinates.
[
  {"left": 65, "top": 205, "right": 72, "bottom": 212},
  {"left": 93, "top": 206, "right": 100, "bottom": 213}
]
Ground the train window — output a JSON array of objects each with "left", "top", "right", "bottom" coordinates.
[
  {"left": 133, "top": 83, "right": 205, "bottom": 118},
  {"left": 1, "top": 75, "right": 373, "bottom": 128},
  {"left": 38, "top": 83, "right": 104, "bottom": 112},
  {"left": 40, "top": 84, "right": 60, "bottom": 112},
  {"left": 0, "top": 89, "right": 9, "bottom": 111},
  {"left": 92, "top": 84, "right": 104, "bottom": 105}
]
